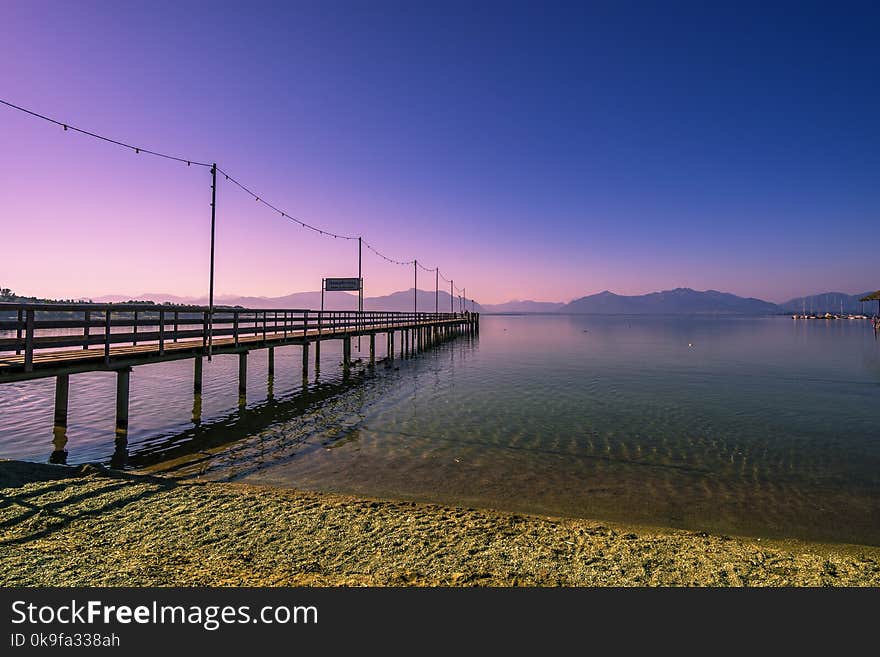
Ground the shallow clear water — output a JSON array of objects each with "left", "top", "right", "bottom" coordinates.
[{"left": 2, "top": 315, "right": 879, "bottom": 545}]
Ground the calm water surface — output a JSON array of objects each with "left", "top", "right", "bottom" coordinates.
[{"left": 2, "top": 315, "right": 879, "bottom": 545}]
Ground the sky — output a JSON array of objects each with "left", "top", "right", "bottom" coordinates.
[{"left": 1, "top": 1, "right": 878, "bottom": 304}]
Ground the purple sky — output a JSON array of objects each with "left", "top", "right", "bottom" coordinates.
[{"left": 2, "top": 2, "right": 879, "bottom": 304}]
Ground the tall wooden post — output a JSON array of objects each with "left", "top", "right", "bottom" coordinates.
[
  {"left": 268, "top": 347, "right": 275, "bottom": 376},
  {"left": 302, "top": 342, "right": 310, "bottom": 380},
  {"left": 414, "top": 260, "right": 417, "bottom": 314},
  {"left": 435, "top": 268, "right": 439, "bottom": 314},
  {"left": 208, "top": 163, "right": 217, "bottom": 361}
]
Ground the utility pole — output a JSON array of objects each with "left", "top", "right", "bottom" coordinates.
[
  {"left": 208, "top": 163, "right": 217, "bottom": 361},
  {"left": 358, "top": 237, "right": 362, "bottom": 351},
  {"left": 414, "top": 260, "right": 417, "bottom": 314},
  {"left": 435, "top": 268, "right": 439, "bottom": 315},
  {"left": 450, "top": 280, "right": 454, "bottom": 314}
]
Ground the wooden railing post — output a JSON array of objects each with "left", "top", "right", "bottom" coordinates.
[
  {"left": 202, "top": 311, "right": 209, "bottom": 350},
  {"left": 173, "top": 311, "right": 179, "bottom": 342},
  {"left": 303, "top": 310, "right": 309, "bottom": 338},
  {"left": 262, "top": 311, "right": 267, "bottom": 341},
  {"left": 15, "top": 308, "right": 23, "bottom": 355},
  {"left": 83, "top": 310, "right": 91, "bottom": 350},
  {"left": 233, "top": 311, "right": 240, "bottom": 346},
  {"left": 24, "top": 309, "right": 35, "bottom": 372},
  {"left": 104, "top": 309, "right": 112, "bottom": 365},
  {"left": 133, "top": 310, "right": 138, "bottom": 346},
  {"left": 158, "top": 309, "right": 165, "bottom": 355}
]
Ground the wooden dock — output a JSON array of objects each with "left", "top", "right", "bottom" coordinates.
[{"left": 0, "top": 302, "right": 478, "bottom": 436}]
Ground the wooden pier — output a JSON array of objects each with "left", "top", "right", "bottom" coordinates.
[{"left": 0, "top": 302, "right": 478, "bottom": 438}]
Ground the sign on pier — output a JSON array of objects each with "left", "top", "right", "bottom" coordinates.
[{"left": 324, "top": 278, "right": 362, "bottom": 292}]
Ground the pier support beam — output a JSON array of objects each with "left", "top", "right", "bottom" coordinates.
[
  {"left": 343, "top": 338, "right": 351, "bottom": 369},
  {"left": 194, "top": 356, "right": 203, "bottom": 393},
  {"left": 302, "top": 342, "right": 310, "bottom": 380},
  {"left": 239, "top": 352, "right": 248, "bottom": 397},
  {"left": 389, "top": 331, "right": 394, "bottom": 359},
  {"left": 268, "top": 347, "right": 275, "bottom": 377},
  {"left": 115, "top": 368, "right": 131, "bottom": 436},
  {"left": 315, "top": 340, "right": 321, "bottom": 371},
  {"left": 369, "top": 334, "right": 375, "bottom": 365},
  {"left": 54, "top": 374, "right": 69, "bottom": 427}
]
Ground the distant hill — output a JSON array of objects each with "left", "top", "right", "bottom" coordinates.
[
  {"left": 481, "top": 300, "right": 565, "bottom": 313},
  {"left": 779, "top": 291, "right": 874, "bottom": 315},
  {"left": 13, "top": 285, "right": 877, "bottom": 316},
  {"left": 560, "top": 288, "right": 781, "bottom": 315},
  {"left": 88, "top": 289, "right": 481, "bottom": 313}
]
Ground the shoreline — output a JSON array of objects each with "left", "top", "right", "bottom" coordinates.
[{"left": 1, "top": 459, "right": 878, "bottom": 586}]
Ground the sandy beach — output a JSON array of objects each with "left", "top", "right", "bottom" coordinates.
[{"left": 1, "top": 459, "right": 878, "bottom": 587}]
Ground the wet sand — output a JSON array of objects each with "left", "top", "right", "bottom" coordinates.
[{"left": 1, "top": 459, "right": 878, "bottom": 586}]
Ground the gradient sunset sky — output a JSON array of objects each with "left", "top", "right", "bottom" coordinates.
[{"left": 2, "top": 1, "right": 878, "bottom": 304}]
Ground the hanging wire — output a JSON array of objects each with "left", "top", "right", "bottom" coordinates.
[
  {"left": 1, "top": 98, "right": 471, "bottom": 302},
  {"left": 361, "top": 239, "right": 414, "bottom": 266},
  {"left": 0, "top": 99, "right": 212, "bottom": 167},
  {"left": 215, "top": 167, "right": 357, "bottom": 240}
]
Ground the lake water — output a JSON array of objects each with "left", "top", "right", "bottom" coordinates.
[{"left": 1, "top": 315, "right": 879, "bottom": 545}]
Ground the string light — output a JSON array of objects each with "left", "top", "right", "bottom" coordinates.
[
  {"left": 0, "top": 98, "right": 212, "bottom": 167},
  {"left": 1, "top": 97, "right": 473, "bottom": 305}
]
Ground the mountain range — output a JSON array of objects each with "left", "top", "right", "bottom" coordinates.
[{"left": 79, "top": 287, "right": 878, "bottom": 315}]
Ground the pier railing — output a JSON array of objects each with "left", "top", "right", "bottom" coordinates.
[{"left": 0, "top": 302, "right": 470, "bottom": 371}]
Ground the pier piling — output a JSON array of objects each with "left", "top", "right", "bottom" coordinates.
[
  {"left": 239, "top": 352, "right": 248, "bottom": 397},
  {"left": 53, "top": 374, "right": 69, "bottom": 427},
  {"left": 115, "top": 368, "right": 131, "bottom": 435},
  {"left": 268, "top": 347, "right": 275, "bottom": 376},
  {"left": 343, "top": 338, "right": 351, "bottom": 369},
  {"left": 194, "top": 356, "right": 203, "bottom": 393}
]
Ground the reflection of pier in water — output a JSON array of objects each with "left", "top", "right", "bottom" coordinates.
[
  {"left": 42, "top": 325, "right": 480, "bottom": 474},
  {"left": 0, "top": 302, "right": 479, "bottom": 466}
]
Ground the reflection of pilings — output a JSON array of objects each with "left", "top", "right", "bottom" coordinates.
[
  {"left": 194, "top": 356, "right": 203, "bottom": 393},
  {"left": 115, "top": 368, "right": 131, "bottom": 436},
  {"left": 192, "top": 393, "right": 202, "bottom": 426},
  {"left": 111, "top": 434, "right": 128, "bottom": 469},
  {"left": 50, "top": 425, "right": 68, "bottom": 464},
  {"left": 389, "top": 331, "right": 394, "bottom": 359},
  {"left": 54, "top": 374, "right": 69, "bottom": 427}
]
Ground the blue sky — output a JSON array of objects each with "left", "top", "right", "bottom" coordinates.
[{"left": 2, "top": 1, "right": 878, "bottom": 302}]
